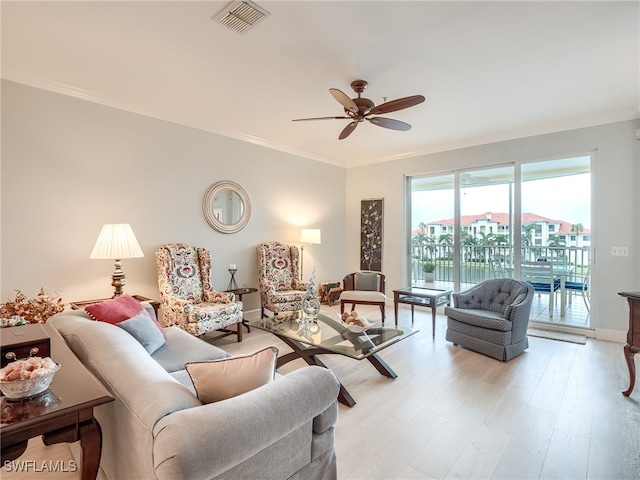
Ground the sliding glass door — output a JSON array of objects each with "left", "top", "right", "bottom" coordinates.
[{"left": 408, "top": 155, "right": 591, "bottom": 328}]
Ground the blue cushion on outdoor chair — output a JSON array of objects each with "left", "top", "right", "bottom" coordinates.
[
  {"left": 564, "top": 281, "right": 587, "bottom": 291},
  {"left": 527, "top": 279, "right": 560, "bottom": 292}
]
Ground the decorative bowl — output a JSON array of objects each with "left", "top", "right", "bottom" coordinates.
[
  {"left": 0, "top": 362, "right": 60, "bottom": 399},
  {"left": 336, "top": 313, "right": 373, "bottom": 333}
]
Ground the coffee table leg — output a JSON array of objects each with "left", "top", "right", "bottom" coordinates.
[
  {"left": 366, "top": 353, "right": 397, "bottom": 378},
  {"left": 275, "top": 337, "right": 358, "bottom": 406}
]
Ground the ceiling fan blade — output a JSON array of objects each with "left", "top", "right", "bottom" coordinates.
[
  {"left": 370, "top": 95, "right": 425, "bottom": 115},
  {"left": 339, "top": 121, "right": 359, "bottom": 140},
  {"left": 330, "top": 88, "right": 358, "bottom": 115},
  {"left": 292, "top": 116, "right": 351, "bottom": 122},
  {"left": 368, "top": 117, "right": 412, "bottom": 131}
]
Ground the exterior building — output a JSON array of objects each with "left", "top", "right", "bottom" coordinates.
[{"left": 417, "top": 212, "right": 591, "bottom": 248}]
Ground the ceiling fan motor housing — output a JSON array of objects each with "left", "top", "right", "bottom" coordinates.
[{"left": 349, "top": 97, "right": 375, "bottom": 117}]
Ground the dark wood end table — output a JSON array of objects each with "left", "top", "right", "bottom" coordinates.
[
  {"left": 393, "top": 287, "right": 452, "bottom": 339},
  {"left": 618, "top": 291, "right": 640, "bottom": 396},
  {"left": 225, "top": 287, "right": 258, "bottom": 332},
  {"left": 1, "top": 324, "right": 114, "bottom": 480}
]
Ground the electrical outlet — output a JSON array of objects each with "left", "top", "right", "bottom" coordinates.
[{"left": 612, "top": 246, "right": 629, "bottom": 256}]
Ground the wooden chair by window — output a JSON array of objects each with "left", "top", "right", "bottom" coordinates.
[
  {"left": 520, "top": 261, "right": 560, "bottom": 317},
  {"left": 339, "top": 271, "right": 387, "bottom": 322}
]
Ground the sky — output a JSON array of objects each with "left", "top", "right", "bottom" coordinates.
[{"left": 412, "top": 173, "right": 591, "bottom": 229}]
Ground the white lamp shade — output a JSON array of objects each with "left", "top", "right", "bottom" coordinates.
[
  {"left": 90, "top": 224, "right": 144, "bottom": 260},
  {"left": 300, "top": 228, "right": 321, "bottom": 245}
]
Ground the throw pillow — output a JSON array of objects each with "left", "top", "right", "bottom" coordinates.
[
  {"left": 85, "top": 295, "right": 163, "bottom": 331},
  {"left": 185, "top": 346, "right": 279, "bottom": 403},
  {"left": 116, "top": 309, "right": 166, "bottom": 354},
  {"left": 355, "top": 272, "right": 379, "bottom": 291},
  {"left": 85, "top": 294, "right": 142, "bottom": 324}
]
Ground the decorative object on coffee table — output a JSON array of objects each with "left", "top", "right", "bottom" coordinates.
[
  {"left": 301, "top": 268, "right": 321, "bottom": 317},
  {"left": 89, "top": 223, "right": 144, "bottom": 297},
  {"left": 360, "top": 198, "right": 383, "bottom": 271}
]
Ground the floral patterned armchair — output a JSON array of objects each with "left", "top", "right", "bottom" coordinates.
[
  {"left": 155, "top": 243, "right": 243, "bottom": 341},
  {"left": 257, "top": 242, "right": 309, "bottom": 317}
]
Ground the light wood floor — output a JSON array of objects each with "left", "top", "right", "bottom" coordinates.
[{"left": 4, "top": 304, "right": 639, "bottom": 480}]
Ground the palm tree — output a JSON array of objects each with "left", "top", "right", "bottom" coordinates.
[
  {"left": 522, "top": 224, "right": 535, "bottom": 247},
  {"left": 571, "top": 223, "right": 584, "bottom": 247}
]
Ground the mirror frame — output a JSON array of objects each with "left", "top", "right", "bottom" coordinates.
[{"left": 202, "top": 180, "right": 251, "bottom": 234}]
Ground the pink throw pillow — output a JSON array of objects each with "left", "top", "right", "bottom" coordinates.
[{"left": 85, "top": 294, "right": 164, "bottom": 332}]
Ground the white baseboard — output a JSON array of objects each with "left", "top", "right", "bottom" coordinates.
[{"left": 594, "top": 328, "right": 626, "bottom": 343}]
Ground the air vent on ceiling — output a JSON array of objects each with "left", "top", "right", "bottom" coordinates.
[{"left": 213, "top": 0, "right": 270, "bottom": 34}]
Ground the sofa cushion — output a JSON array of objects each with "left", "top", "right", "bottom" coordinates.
[
  {"left": 444, "top": 306, "right": 512, "bottom": 331},
  {"left": 340, "top": 290, "right": 386, "bottom": 302},
  {"left": 117, "top": 309, "right": 165, "bottom": 354},
  {"left": 151, "top": 327, "right": 229, "bottom": 373},
  {"left": 185, "top": 346, "right": 278, "bottom": 403}
]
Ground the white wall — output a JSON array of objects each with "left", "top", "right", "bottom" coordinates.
[
  {"left": 3, "top": 79, "right": 639, "bottom": 339},
  {"left": 346, "top": 120, "right": 640, "bottom": 339},
  {"left": 1, "top": 80, "right": 347, "bottom": 316}
]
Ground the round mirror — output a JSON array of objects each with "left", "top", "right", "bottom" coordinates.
[{"left": 202, "top": 181, "right": 251, "bottom": 234}]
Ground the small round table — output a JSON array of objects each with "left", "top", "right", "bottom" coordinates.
[{"left": 226, "top": 287, "right": 258, "bottom": 332}]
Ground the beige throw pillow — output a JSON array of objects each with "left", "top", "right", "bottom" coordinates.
[{"left": 185, "top": 346, "right": 279, "bottom": 403}]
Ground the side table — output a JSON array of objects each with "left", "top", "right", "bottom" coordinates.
[
  {"left": 393, "top": 287, "right": 452, "bottom": 339},
  {"left": 70, "top": 294, "right": 160, "bottom": 318},
  {"left": 618, "top": 291, "right": 640, "bottom": 396},
  {"left": 226, "top": 287, "right": 258, "bottom": 332},
  {"left": 1, "top": 324, "right": 114, "bottom": 480}
]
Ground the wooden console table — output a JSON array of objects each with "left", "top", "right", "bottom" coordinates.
[
  {"left": 1, "top": 324, "right": 114, "bottom": 479},
  {"left": 618, "top": 292, "right": 640, "bottom": 397}
]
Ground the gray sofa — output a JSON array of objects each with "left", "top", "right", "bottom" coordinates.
[
  {"left": 444, "top": 278, "right": 534, "bottom": 361},
  {"left": 48, "top": 310, "right": 340, "bottom": 480}
]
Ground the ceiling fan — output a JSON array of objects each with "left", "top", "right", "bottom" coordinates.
[{"left": 292, "top": 80, "right": 425, "bottom": 140}]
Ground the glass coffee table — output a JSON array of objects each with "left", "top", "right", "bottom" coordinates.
[{"left": 249, "top": 311, "right": 417, "bottom": 407}]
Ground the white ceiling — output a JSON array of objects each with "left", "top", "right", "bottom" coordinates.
[{"left": 2, "top": 1, "right": 639, "bottom": 168}]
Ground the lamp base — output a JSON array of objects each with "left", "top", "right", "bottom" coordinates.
[{"left": 111, "top": 259, "right": 125, "bottom": 297}]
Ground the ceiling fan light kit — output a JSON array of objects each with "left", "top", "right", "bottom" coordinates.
[{"left": 293, "top": 79, "right": 425, "bottom": 139}]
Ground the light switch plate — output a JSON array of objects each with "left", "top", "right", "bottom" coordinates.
[{"left": 612, "top": 246, "right": 629, "bottom": 256}]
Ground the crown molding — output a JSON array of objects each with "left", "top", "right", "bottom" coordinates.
[{"left": 1, "top": 68, "right": 347, "bottom": 168}]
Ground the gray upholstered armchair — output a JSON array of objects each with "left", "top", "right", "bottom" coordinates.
[{"left": 444, "top": 278, "right": 534, "bottom": 361}]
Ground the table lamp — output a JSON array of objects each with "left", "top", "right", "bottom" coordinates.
[
  {"left": 299, "top": 228, "right": 321, "bottom": 279},
  {"left": 90, "top": 224, "right": 144, "bottom": 297}
]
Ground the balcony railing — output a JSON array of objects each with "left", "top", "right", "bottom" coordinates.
[{"left": 411, "top": 244, "right": 590, "bottom": 284}]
